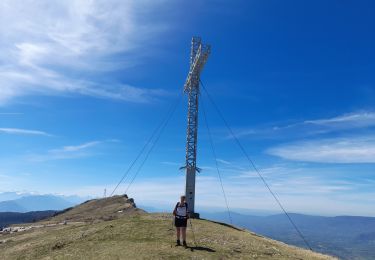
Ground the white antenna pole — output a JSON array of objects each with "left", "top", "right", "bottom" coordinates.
[{"left": 183, "top": 37, "right": 210, "bottom": 218}]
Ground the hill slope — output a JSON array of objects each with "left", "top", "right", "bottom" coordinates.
[
  {"left": 0, "top": 196, "right": 335, "bottom": 260},
  {"left": 49, "top": 195, "right": 144, "bottom": 223}
]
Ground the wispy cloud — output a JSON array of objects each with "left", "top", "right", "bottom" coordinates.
[
  {"left": 0, "top": 0, "right": 169, "bottom": 105},
  {"left": 231, "top": 166, "right": 304, "bottom": 179},
  {"left": 58, "top": 173, "right": 375, "bottom": 216},
  {"left": 267, "top": 136, "right": 375, "bottom": 163},
  {"left": 230, "top": 111, "right": 375, "bottom": 140},
  {"left": 27, "top": 140, "right": 115, "bottom": 161},
  {"left": 160, "top": 161, "right": 182, "bottom": 166},
  {"left": 0, "top": 128, "right": 51, "bottom": 136},
  {"left": 304, "top": 111, "right": 375, "bottom": 129},
  {"left": 0, "top": 112, "right": 23, "bottom": 115},
  {"left": 51, "top": 141, "right": 102, "bottom": 153},
  {"left": 216, "top": 158, "right": 232, "bottom": 165}
]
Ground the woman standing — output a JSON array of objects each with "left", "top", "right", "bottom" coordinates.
[{"left": 173, "top": 195, "right": 189, "bottom": 247}]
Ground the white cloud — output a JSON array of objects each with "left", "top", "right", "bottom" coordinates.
[
  {"left": 216, "top": 158, "right": 232, "bottom": 165},
  {"left": 0, "top": 127, "right": 51, "bottom": 136},
  {"left": 267, "top": 136, "right": 375, "bottom": 163},
  {"left": 232, "top": 166, "right": 303, "bottom": 179},
  {"left": 0, "top": 113, "right": 23, "bottom": 115},
  {"left": 0, "top": 0, "right": 169, "bottom": 105},
  {"left": 304, "top": 111, "right": 375, "bottom": 129},
  {"left": 2, "top": 158, "right": 375, "bottom": 216},
  {"left": 27, "top": 140, "right": 113, "bottom": 161},
  {"left": 230, "top": 111, "right": 375, "bottom": 140},
  {"left": 53, "top": 141, "right": 102, "bottom": 153},
  {"left": 161, "top": 161, "right": 181, "bottom": 166},
  {"left": 56, "top": 174, "right": 375, "bottom": 216}
]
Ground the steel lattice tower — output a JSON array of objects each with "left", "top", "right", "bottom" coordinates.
[{"left": 183, "top": 37, "right": 210, "bottom": 217}]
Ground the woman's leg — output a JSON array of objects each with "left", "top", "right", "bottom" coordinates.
[
  {"left": 181, "top": 227, "right": 187, "bottom": 242},
  {"left": 176, "top": 227, "right": 181, "bottom": 241}
]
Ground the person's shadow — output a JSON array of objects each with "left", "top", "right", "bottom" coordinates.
[{"left": 188, "top": 246, "right": 216, "bottom": 252}]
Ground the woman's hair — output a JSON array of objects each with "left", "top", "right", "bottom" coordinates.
[{"left": 180, "top": 195, "right": 186, "bottom": 200}]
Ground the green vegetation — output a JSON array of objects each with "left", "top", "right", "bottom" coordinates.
[{"left": 0, "top": 196, "right": 336, "bottom": 259}]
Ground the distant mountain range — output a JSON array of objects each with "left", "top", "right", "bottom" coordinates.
[
  {"left": 0, "top": 192, "right": 90, "bottom": 213},
  {"left": 0, "top": 211, "right": 57, "bottom": 228},
  {"left": 200, "top": 211, "right": 375, "bottom": 260}
]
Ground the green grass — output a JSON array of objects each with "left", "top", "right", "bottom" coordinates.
[{"left": 1, "top": 213, "right": 336, "bottom": 260}]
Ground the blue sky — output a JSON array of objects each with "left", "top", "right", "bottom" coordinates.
[{"left": 0, "top": 0, "right": 374, "bottom": 216}]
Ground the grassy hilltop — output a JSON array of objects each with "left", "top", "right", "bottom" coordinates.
[{"left": 0, "top": 196, "right": 336, "bottom": 260}]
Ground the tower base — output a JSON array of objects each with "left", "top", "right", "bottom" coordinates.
[{"left": 189, "top": 212, "right": 200, "bottom": 219}]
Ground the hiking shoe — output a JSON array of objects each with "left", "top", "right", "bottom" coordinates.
[
  {"left": 183, "top": 241, "right": 187, "bottom": 248},
  {"left": 176, "top": 240, "right": 181, "bottom": 246}
]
